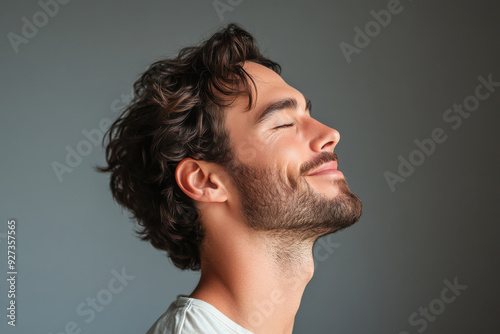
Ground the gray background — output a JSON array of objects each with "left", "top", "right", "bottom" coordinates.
[{"left": 1, "top": 0, "right": 499, "bottom": 333}]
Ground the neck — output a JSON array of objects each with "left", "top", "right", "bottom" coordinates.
[{"left": 189, "top": 220, "right": 316, "bottom": 334}]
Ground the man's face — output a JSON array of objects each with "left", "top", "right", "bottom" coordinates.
[{"left": 221, "top": 61, "right": 362, "bottom": 241}]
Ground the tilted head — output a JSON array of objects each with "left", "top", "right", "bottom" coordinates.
[
  {"left": 97, "top": 23, "right": 282, "bottom": 270},
  {"left": 97, "top": 23, "right": 362, "bottom": 271}
]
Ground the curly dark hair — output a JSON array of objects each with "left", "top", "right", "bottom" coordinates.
[{"left": 95, "top": 23, "right": 281, "bottom": 270}]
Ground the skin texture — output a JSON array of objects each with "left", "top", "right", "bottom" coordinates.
[{"left": 175, "top": 61, "right": 362, "bottom": 334}]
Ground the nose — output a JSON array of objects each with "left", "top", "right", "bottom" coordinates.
[{"left": 309, "top": 119, "right": 340, "bottom": 153}]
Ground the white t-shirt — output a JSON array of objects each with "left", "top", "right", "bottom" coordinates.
[{"left": 146, "top": 295, "right": 255, "bottom": 334}]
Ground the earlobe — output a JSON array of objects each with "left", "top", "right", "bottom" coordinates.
[{"left": 175, "top": 158, "right": 228, "bottom": 203}]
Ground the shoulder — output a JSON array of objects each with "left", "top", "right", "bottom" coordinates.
[{"left": 146, "top": 295, "right": 254, "bottom": 334}]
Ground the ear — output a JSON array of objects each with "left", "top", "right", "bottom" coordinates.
[{"left": 175, "top": 158, "right": 229, "bottom": 204}]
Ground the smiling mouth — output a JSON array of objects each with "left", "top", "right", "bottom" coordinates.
[
  {"left": 306, "top": 161, "right": 340, "bottom": 176},
  {"left": 307, "top": 169, "right": 344, "bottom": 177}
]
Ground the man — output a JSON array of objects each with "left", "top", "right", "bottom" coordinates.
[{"left": 97, "top": 23, "right": 362, "bottom": 334}]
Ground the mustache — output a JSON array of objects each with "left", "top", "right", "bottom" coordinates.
[{"left": 300, "top": 152, "right": 338, "bottom": 176}]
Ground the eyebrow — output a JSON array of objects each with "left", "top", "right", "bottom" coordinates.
[{"left": 254, "top": 93, "right": 312, "bottom": 125}]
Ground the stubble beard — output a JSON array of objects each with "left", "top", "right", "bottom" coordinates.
[{"left": 225, "top": 157, "right": 363, "bottom": 243}]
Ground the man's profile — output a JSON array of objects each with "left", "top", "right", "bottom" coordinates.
[{"left": 97, "top": 23, "right": 363, "bottom": 334}]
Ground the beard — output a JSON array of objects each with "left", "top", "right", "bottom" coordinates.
[{"left": 224, "top": 151, "right": 363, "bottom": 243}]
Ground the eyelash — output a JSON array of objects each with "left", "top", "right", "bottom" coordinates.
[{"left": 274, "top": 122, "right": 295, "bottom": 130}]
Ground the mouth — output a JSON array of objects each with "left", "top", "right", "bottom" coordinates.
[{"left": 306, "top": 161, "right": 344, "bottom": 177}]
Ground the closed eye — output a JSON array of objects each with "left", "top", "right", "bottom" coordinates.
[{"left": 273, "top": 122, "right": 295, "bottom": 130}]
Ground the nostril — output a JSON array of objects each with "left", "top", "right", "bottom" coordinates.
[{"left": 321, "top": 140, "right": 335, "bottom": 151}]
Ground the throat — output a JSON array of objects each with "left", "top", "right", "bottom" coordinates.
[{"left": 190, "top": 232, "right": 316, "bottom": 334}]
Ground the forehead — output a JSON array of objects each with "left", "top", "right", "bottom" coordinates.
[
  {"left": 242, "top": 61, "right": 291, "bottom": 104},
  {"left": 224, "top": 61, "right": 301, "bottom": 124}
]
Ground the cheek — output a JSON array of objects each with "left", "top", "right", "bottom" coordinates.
[
  {"left": 273, "top": 135, "right": 304, "bottom": 159},
  {"left": 240, "top": 127, "right": 307, "bottom": 173},
  {"left": 265, "top": 139, "right": 306, "bottom": 179}
]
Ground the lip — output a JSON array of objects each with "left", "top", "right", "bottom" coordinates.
[{"left": 306, "top": 161, "right": 340, "bottom": 176}]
